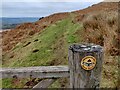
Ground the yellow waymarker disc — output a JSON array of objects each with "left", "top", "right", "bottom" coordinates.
[{"left": 81, "top": 56, "right": 96, "bottom": 70}]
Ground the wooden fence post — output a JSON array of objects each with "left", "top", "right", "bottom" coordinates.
[{"left": 68, "top": 43, "right": 103, "bottom": 88}]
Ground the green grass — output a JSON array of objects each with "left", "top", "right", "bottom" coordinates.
[
  {"left": 3, "top": 18, "right": 81, "bottom": 67},
  {"left": 2, "top": 16, "right": 82, "bottom": 88},
  {"left": 2, "top": 13, "right": 119, "bottom": 88},
  {"left": 2, "top": 79, "right": 12, "bottom": 88}
]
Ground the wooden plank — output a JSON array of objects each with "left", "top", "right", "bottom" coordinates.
[
  {"left": 68, "top": 44, "right": 103, "bottom": 88},
  {"left": 68, "top": 46, "right": 74, "bottom": 88},
  {"left": 0, "top": 66, "right": 69, "bottom": 78},
  {"left": 33, "top": 79, "right": 57, "bottom": 88}
]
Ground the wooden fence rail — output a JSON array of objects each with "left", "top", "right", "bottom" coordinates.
[
  {"left": 0, "top": 66, "right": 69, "bottom": 78},
  {"left": 33, "top": 79, "right": 57, "bottom": 88},
  {"left": 0, "top": 43, "right": 103, "bottom": 88}
]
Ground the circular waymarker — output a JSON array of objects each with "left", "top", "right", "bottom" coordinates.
[{"left": 81, "top": 56, "right": 96, "bottom": 70}]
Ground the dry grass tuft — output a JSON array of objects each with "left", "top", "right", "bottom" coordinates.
[{"left": 82, "top": 11, "right": 119, "bottom": 56}]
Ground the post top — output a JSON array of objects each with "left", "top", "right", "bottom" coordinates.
[{"left": 69, "top": 43, "right": 103, "bottom": 52}]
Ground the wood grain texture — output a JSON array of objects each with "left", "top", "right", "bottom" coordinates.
[
  {"left": 68, "top": 44, "right": 103, "bottom": 88},
  {"left": 33, "top": 79, "right": 57, "bottom": 88},
  {"left": 0, "top": 66, "right": 69, "bottom": 78}
]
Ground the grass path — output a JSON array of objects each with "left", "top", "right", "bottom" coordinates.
[
  {"left": 2, "top": 15, "right": 83, "bottom": 88},
  {"left": 2, "top": 13, "right": 118, "bottom": 88}
]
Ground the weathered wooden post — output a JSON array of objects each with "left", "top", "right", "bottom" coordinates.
[{"left": 68, "top": 43, "right": 103, "bottom": 88}]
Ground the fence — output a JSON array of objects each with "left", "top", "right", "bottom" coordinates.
[{"left": 0, "top": 43, "right": 103, "bottom": 88}]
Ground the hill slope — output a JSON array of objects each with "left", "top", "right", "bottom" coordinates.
[{"left": 1, "top": 2, "right": 119, "bottom": 88}]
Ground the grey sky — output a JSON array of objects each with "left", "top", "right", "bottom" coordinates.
[{"left": 2, "top": 1, "right": 103, "bottom": 17}]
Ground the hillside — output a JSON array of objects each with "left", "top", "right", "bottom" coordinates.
[{"left": 1, "top": 2, "right": 119, "bottom": 88}]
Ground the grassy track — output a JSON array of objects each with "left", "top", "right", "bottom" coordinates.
[
  {"left": 2, "top": 13, "right": 118, "bottom": 88},
  {"left": 2, "top": 16, "right": 82, "bottom": 88}
]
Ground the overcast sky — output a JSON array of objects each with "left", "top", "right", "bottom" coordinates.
[{"left": 1, "top": 0, "right": 103, "bottom": 17}]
